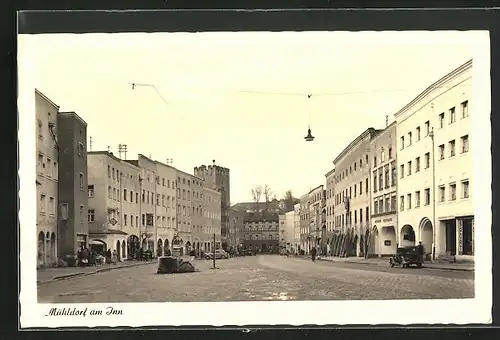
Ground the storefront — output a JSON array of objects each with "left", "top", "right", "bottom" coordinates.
[{"left": 372, "top": 214, "right": 397, "bottom": 257}]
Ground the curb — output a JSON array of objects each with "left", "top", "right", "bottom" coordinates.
[
  {"left": 300, "top": 256, "right": 474, "bottom": 272},
  {"left": 37, "top": 261, "right": 154, "bottom": 285}
]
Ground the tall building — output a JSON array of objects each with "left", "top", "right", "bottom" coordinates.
[
  {"left": 369, "top": 121, "right": 398, "bottom": 257},
  {"left": 175, "top": 169, "right": 196, "bottom": 254},
  {"left": 35, "top": 89, "right": 59, "bottom": 268},
  {"left": 194, "top": 161, "right": 231, "bottom": 250},
  {"left": 293, "top": 203, "right": 301, "bottom": 254},
  {"left": 394, "top": 59, "right": 473, "bottom": 261},
  {"left": 243, "top": 211, "right": 279, "bottom": 254},
  {"left": 299, "top": 193, "right": 310, "bottom": 254},
  {"left": 324, "top": 168, "right": 336, "bottom": 254},
  {"left": 154, "top": 160, "right": 177, "bottom": 256},
  {"left": 308, "top": 185, "right": 325, "bottom": 253},
  {"left": 228, "top": 207, "right": 245, "bottom": 251},
  {"left": 88, "top": 151, "right": 140, "bottom": 260},
  {"left": 57, "top": 111, "right": 89, "bottom": 258},
  {"left": 333, "top": 128, "right": 382, "bottom": 257},
  {"left": 284, "top": 210, "right": 295, "bottom": 252},
  {"left": 201, "top": 186, "right": 222, "bottom": 252}
]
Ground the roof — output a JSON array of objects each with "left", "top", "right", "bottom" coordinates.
[
  {"left": 244, "top": 211, "right": 280, "bottom": 222},
  {"left": 370, "top": 121, "right": 397, "bottom": 143},
  {"left": 89, "top": 151, "right": 141, "bottom": 170},
  {"left": 333, "top": 128, "right": 382, "bottom": 165},
  {"left": 89, "top": 229, "right": 128, "bottom": 235},
  {"left": 394, "top": 59, "right": 472, "bottom": 118},
  {"left": 325, "top": 168, "right": 335, "bottom": 177},
  {"left": 308, "top": 184, "right": 324, "bottom": 195},
  {"left": 231, "top": 201, "right": 282, "bottom": 213},
  {"left": 58, "top": 111, "right": 88, "bottom": 126},
  {"left": 35, "top": 89, "right": 60, "bottom": 109}
]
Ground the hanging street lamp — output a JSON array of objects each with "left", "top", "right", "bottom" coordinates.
[{"left": 304, "top": 94, "right": 315, "bottom": 142}]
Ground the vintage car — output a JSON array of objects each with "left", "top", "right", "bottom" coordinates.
[
  {"left": 157, "top": 246, "right": 196, "bottom": 274},
  {"left": 204, "top": 249, "right": 229, "bottom": 260},
  {"left": 389, "top": 246, "right": 424, "bottom": 268}
]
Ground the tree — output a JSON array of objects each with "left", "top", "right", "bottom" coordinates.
[
  {"left": 251, "top": 186, "right": 262, "bottom": 212},
  {"left": 263, "top": 185, "right": 273, "bottom": 211},
  {"left": 283, "top": 190, "right": 298, "bottom": 213}
]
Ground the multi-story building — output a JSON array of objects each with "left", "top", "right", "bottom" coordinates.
[
  {"left": 299, "top": 193, "right": 310, "bottom": 254},
  {"left": 284, "top": 210, "right": 295, "bottom": 253},
  {"left": 394, "top": 59, "right": 473, "bottom": 261},
  {"left": 57, "top": 111, "right": 89, "bottom": 259},
  {"left": 308, "top": 185, "right": 325, "bottom": 254},
  {"left": 325, "top": 168, "right": 336, "bottom": 254},
  {"left": 194, "top": 161, "right": 231, "bottom": 250},
  {"left": 293, "top": 203, "right": 301, "bottom": 254},
  {"left": 279, "top": 214, "right": 287, "bottom": 250},
  {"left": 153, "top": 160, "right": 177, "bottom": 256},
  {"left": 228, "top": 207, "right": 245, "bottom": 252},
  {"left": 333, "top": 128, "right": 382, "bottom": 257},
  {"left": 243, "top": 211, "right": 279, "bottom": 253},
  {"left": 175, "top": 169, "right": 196, "bottom": 254},
  {"left": 369, "top": 121, "right": 398, "bottom": 257},
  {"left": 202, "top": 186, "right": 222, "bottom": 251},
  {"left": 88, "top": 151, "right": 140, "bottom": 260},
  {"left": 36, "top": 89, "right": 59, "bottom": 268}
]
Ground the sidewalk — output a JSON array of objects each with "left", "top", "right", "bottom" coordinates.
[
  {"left": 296, "top": 255, "right": 474, "bottom": 272},
  {"left": 37, "top": 260, "right": 154, "bottom": 284}
]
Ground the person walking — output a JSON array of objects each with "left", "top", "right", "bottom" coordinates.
[
  {"left": 311, "top": 247, "right": 317, "bottom": 262},
  {"left": 106, "top": 248, "right": 112, "bottom": 264}
]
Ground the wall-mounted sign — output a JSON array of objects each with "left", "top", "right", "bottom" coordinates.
[{"left": 384, "top": 240, "right": 391, "bottom": 246}]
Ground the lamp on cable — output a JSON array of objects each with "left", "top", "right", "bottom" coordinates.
[{"left": 304, "top": 94, "right": 315, "bottom": 142}]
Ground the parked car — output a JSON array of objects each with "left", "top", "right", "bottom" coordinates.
[{"left": 204, "top": 250, "right": 229, "bottom": 260}]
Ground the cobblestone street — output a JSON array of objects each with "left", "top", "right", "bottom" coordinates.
[{"left": 37, "top": 255, "right": 474, "bottom": 303}]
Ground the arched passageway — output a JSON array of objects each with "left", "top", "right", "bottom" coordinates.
[
  {"left": 400, "top": 224, "right": 416, "bottom": 247},
  {"left": 38, "top": 231, "right": 45, "bottom": 268},
  {"left": 157, "top": 239, "right": 163, "bottom": 257},
  {"left": 116, "top": 241, "right": 121, "bottom": 261},
  {"left": 419, "top": 218, "right": 433, "bottom": 259},
  {"left": 370, "top": 227, "right": 379, "bottom": 256},
  {"left": 163, "top": 239, "right": 170, "bottom": 255},
  {"left": 380, "top": 226, "right": 397, "bottom": 255}
]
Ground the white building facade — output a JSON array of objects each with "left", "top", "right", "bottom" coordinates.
[
  {"left": 325, "top": 168, "right": 335, "bottom": 254},
  {"left": 36, "top": 89, "right": 59, "bottom": 268},
  {"left": 333, "top": 128, "right": 382, "bottom": 257},
  {"left": 284, "top": 211, "right": 295, "bottom": 252},
  {"left": 369, "top": 122, "right": 398, "bottom": 257},
  {"left": 293, "top": 203, "right": 301, "bottom": 254},
  {"left": 153, "top": 161, "right": 177, "bottom": 256},
  {"left": 394, "top": 59, "right": 473, "bottom": 261}
]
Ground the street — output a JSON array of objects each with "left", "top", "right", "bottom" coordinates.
[{"left": 37, "top": 255, "right": 474, "bottom": 303}]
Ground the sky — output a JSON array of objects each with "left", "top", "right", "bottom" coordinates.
[{"left": 24, "top": 31, "right": 474, "bottom": 203}]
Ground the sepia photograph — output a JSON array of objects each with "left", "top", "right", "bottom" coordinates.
[{"left": 18, "top": 29, "right": 491, "bottom": 327}]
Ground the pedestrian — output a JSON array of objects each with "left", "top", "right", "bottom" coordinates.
[
  {"left": 311, "top": 247, "right": 317, "bottom": 262},
  {"left": 417, "top": 241, "right": 424, "bottom": 261},
  {"left": 106, "top": 248, "right": 112, "bottom": 264}
]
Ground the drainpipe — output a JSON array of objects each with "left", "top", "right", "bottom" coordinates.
[{"left": 430, "top": 127, "right": 437, "bottom": 261}]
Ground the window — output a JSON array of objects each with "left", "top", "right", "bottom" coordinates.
[
  {"left": 157, "top": 194, "right": 160, "bottom": 206},
  {"left": 360, "top": 158, "right": 363, "bottom": 167},
  {"left": 360, "top": 208, "right": 363, "bottom": 223},
  {"left": 462, "top": 179, "right": 469, "bottom": 198},
  {"left": 385, "top": 168, "right": 389, "bottom": 188},
  {"left": 381, "top": 149, "right": 385, "bottom": 163},
  {"left": 378, "top": 199, "right": 383, "bottom": 214},
  {"left": 37, "top": 153, "right": 44, "bottom": 174},
  {"left": 388, "top": 147, "right": 393, "bottom": 159},
  {"left": 373, "top": 173, "right": 377, "bottom": 192},
  {"left": 391, "top": 195, "right": 396, "bottom": 212},
  {"left": 374, "top": 199, "right": 379, "bottom": 214},
  {"left": 136, "top": 192, "right": 139, "bottom": 203},
  {"left": 354, "top": 184, "right": 357, "bottom": 197},
  {"left": 425, "top": 152, "right": 430, "bottom": 169},
  {"left": 79, "top": 173, "right": 84, "bottom": 190},
  {"left": 162, "top": 195, "right": 165, "bottom": 206},
  {"left": 88, "top": 185, "right": 94, "bottom": 197},
  {"left": 88, "top": 209, "right": 95, "bottom": 222},
  {"left": 439, "top": 113, "right": 444, "bottom": 128},
  {"left": 365, "top": 178, "right": 368, "bottom": 193},
  {"left": 461, "top": 100, "right": 469, "bottom": 118},
  {"left": 449, "top": 140, "right": 456, "bottom": 157},
  {"left": 373, "top": 156, "right": 377, "bottom": 167},
  {"left": 354, "top": 162, "right": 357, "bottom": 171},
  {"left": 46, "top": 158, "right": 52, "bottom": 178},
  {"left": 108, "top": 186, "right": 112, "bottom": 199},
  {"left": 400, "top": 136, "right": 405, "bottom": 150},
  {"left": 407, "top": 161, "right": 412, "bottom": 175},
  {"left": 449, "top": 107, "right": 456, "bottom": 124},
  {"left": 407, "top": 193, "right": 412, "bottom": 210},
  {"left": 167, "top": 179, "right": 170, "bottom": 188},
  {"left": 438, "top": 144, "right": 445, "bottom": 160},
  {"left": 142, "top": 190, "right": 145, "bottom": 202},
  {"left": 408, "top": 132, "right": 412, "bottom": 146},
  {"left": 425, "top": 188, "right": 431, "bottom": 206},
  {"left": 416, "top": 127, "right": 421, "bottom": 141},
  {"left": 379, "top": 172, "right": 383, "bottom": 191},
  {"left": 385, "top": 196, "right": 390, "bottom": 212},
  {"left": 130, "top": 191, "right": 133, "bottom": 202},
  {"left": 450, "top": 183, "right": 457, "bottom": 201},
  {"left": 112, "top": 168, "right": 115, "bottom": 180},
  {"left": 49, "top": 197, "right": 55, "bottom": 215},
  {"left": 415, "top": 191, "right": 420, "bottom": 208},
  {"left": 136, "top": 216, "right": 139, "bottom": 226},
  {"left": 142, "top": 214, "right": 145, "bottom": 226},
  {"left": 400, "top": 196, "right": 404, "bottom": 211},
  {"left": 461, "top": 135, "right": 469, "bottom": 153},
  {"left": 78, "top": 142, "right": 84, "bottom": 156},
  {"left": 37, "top": 119, "right": 43, "bottom": 138},
  {"left": 415, "top": 157, "right": 421, "bottom": 172},
  {"left": 53, "top": 162, "right": 58, "bottom": 180},
  {"left": 162, "top": 178, "right": 165, "bottom": 186},
  {"left": 107, "top": 165, "right": 111, "bottom": 178},
  {"left": 40, "top": 194, "right": 46, "bottom": 213},
  {"left": 124, "top": 189, "right": 127, "bottom": 201},
  {"left": 124, "top": 214, "right": 128, "bottom": 226},
  {"left": 391, "top": 165, "right": 396, "bottom": 186},
  {"left": 439, "top": 185, "right": 445, "bottom": 203},
  {"left": 400, "top": 164, "right": 404, "bottom": 179},
  {"left": 79, "top": 205, "right": 84, "bottom": 222},
  {"left": 425, "top": 121, "right": 430, "bottom": 136}
]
